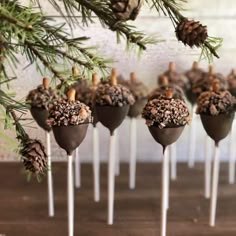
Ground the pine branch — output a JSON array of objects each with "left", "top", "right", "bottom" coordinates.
[
  {"left": 0, "top": 1, "right": 111, "bottom": 79},
  {"left": 47, "top": 0, "right": 157, "bottom": 50},
  {"left": 26, "top": 42, "right": 64, "bottom": 81}
]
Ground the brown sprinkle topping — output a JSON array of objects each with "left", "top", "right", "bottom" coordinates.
[
  {"left": 142, "top": 96, "right": 190, "bottom": 128},
  {"left": 196, "top": 90, "right": 235, "bottom": 116}
]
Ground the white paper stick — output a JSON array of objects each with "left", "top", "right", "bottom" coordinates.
[
  {"left": 204, "top": 136, "right": 212, "bottom": 199},
  {"left": 68, "top": 154, "right": 74, "bottom": 236},
  {"left": 188, "top": 108, "right": 197, "bottom": 168},
  {"left": 46, "top": 132, "right": 54, "bottom": 217},
  {"left": 108, "top": 133, "right": 116, "bottom": 225},
  {"left": 129, "top": 118, "right": 137, "bottom": 189},
  {"left": 209, "top": 144, "right": 220, "bottom": 227},
  {"left": 115, "top": 130, "right": 120, "bottom": 176},
  {"left": 74, "top": 147, "right": 81, "bottom": 189},
  {"left": 161, "top": 148, "right": 168, "bottom": 236},
  {"left": 93, "top": 126, "right": 100, "bottom": 202},
  {"left": 229, "top": 127, "right": 235, "bottom": 184},
  {"left": 166, "top": 148, "right": 170, "bottom": 210},
  {"left": 170, "top": 144, "right": 177, "bottom": 181}
]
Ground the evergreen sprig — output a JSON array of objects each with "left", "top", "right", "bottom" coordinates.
[
  {"left": 0, "top": 0, "right": 111, "bottom": 81},
  {"left": 44, "top": 0, "right": 221, "bottom": 61}
]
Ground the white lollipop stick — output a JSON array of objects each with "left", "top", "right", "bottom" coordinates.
[
  {"left": 229, "top": 126, "right": 235, "bottom": 184},
  {"left": 204, "top": 135, "right": 212, "bottom": 199},
  {"left": 46, "top": 132, "right": 54, "bottom": 217},
  {"left": 68, "top": 154, "right": 74, "bottom": 236},
  {"left": 170, "top": 144, "right": 177, "bottom": 181},
  {"left": 129, "top": 118, "right": 137, "bottom": 189},
  {"left": 74, "top": 147, "right": 81, "bottom": 188},
  {"left": 166, "top": 148, "right": 170, "bottom": 210},
  {"left": 93, "top": 126, "right": 100, "bottom": 202},
  {"left": 108, "top": 133, "right": 116, "bottom": 225},
  {"left": 115, "top": 130, "right": 120, "bottom": 176},
  {"left": 188, "top": 107, "right": 197, "bottom": 168},
  {"left": 161, "top": 148, "right": 169, "bottom": 236},
  {"left": 209, "top": 144, "right": 220, "bottom": 227}
]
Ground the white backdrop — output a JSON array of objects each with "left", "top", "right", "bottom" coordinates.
[{"left": 1, "top": 0, "right": 236, "bottom": 162}]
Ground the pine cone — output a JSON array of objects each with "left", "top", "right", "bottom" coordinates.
[
  {"left": 111, "top": 0, "right": 142, "bottom": 21},
  {"left": 20, "top": 139, "right": 47, "bottom": 174},
  {"left": 176, "top": 19, "right": 208, "bottom": 47}
]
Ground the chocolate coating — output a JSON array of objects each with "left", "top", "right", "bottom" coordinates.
[
  {"left": 128, "top": 98, "right": 147, "bottom": 118},
  {"left": 30, "top": 107, "right": 51, "bottom": 132},
  {"left": 200, "top": 113, "right": 234, "bottom": 144},
  {"left": 52, "top": 124, "right": 89, "bottom": 155},
  {"left": 149, "top": 125, "right": 185, "bottom": 148},
  {"left": 95, "top": 105, "right": 129, "bottom": 135}
]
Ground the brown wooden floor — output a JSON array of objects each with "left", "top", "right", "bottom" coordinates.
[{"left": 0, "top": 162, "right": 236, "bottom": 236}]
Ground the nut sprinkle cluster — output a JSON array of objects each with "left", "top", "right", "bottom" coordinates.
[
  {"left": 95, "top": 83, "right": 135, "bottom": 107},
  {"left": 47, "top": 98, "right": 92, "bottom": 126},
  {"left": 142, "top": 96, "right": 190, "bottom": 129},
  {"left": 26, "top": 85, "right": 56, "bottom": 110},
  {"left": 120, "top": 72, "right": 149, "bottom": 100},
  {"left": 196, "top": 90, "right": 235, "bottom": 116}
]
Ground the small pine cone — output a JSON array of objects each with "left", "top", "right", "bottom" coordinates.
[
  {"left": 176, "top": 19, "right": 208, "bottom": 47},
  {"left": 20, "top": 139, "right": 47, "bottom": 174},
  {"left": 111, "top": 0, "right": 142, "bottom": 21}
]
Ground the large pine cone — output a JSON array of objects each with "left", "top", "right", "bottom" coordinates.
[
  {"left": 176, "top": 19, "right": 208, "bottom": 47},
  {"left": 20, "top": 139, "right": 47, "bottom": 174},
  {"left": 111, "top": 0, "right": 142, "bottom": 21}
]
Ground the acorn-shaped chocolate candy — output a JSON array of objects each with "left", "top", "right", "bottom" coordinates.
[
  {"left": 74, "top": 73, "right": 100, "bottom": 127},
  {"left": 122, "top": 72, "right": 149, "bottom": 118},
  {"left": 185, "top": 61, "right": 205, "bottom": 105},
  {"left": 197, "top": 80, "right": 235, "bottom": 145},
  {"left": 26, "top": 77, "right": 56, "bottom": 131},
  {"left": 149, "top": 75, "right": 184, "bottom": 101},
  {"left": 47, "top": 88, "right": 92, "bottom": 155},
  {"left": 192, "top": 65, "right": 228, "bottom": 100},
  {"left": 95, "top": 69, "right": 135, "bottom": 135},
  {"left": 162, "top": 62, "right": 189, "bottom": 93},
  {"left": 143, "top": 89, "right": 190, "bottom": 149}
]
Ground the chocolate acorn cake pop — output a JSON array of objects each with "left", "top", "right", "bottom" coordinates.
[
  {"left": 149, "top": 75, "right": 184, "bottom": 101},
  {"left": 95, "top": 69, "right": 135, "bottom": 135},
  {"left": 47, "top": 88, "right": 92, "bottom": 155},
  {"left": 74, "top": 73, "right": 100, "bottom": 126},
  {"left": 121, "top": 72, "right": 149, "bottom": 118},
  {"left": 192, "top": 65, "right": 228, "bottom": 100},
  {"left": 163, "top": 62, "right": 189, "bottom": 92},
  {"left": 142, "top": 89, "right": 190, "bottom": 236},
  {"left": 227, "top": 69, "right": 236, "bottom": 97},
  {"left": 143, "top": 89, "right": 190, "bottom": 148},
  {"left": 197, "top": 80, "right": 235, "bottom": 227},
  {"left": 185, "top": 61, "right": 205, "bottom": 104},
  {"left": 197, "top": 79, "right": 235, "bottom": 144},
  {"left": 95, "top": 69, "right": 134, "bottom": 225},
  {"left": 26, "top": 78, "right": 56, "bottom": 131}
]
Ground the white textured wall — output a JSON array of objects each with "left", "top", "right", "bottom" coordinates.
[{"left": 2, "top": 0, "right": 236, "bottom": 162}]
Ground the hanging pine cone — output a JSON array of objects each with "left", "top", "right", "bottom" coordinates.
[
  {"left": 111, "top": 0, "right": 142, "bottom": 21},
  {"left": 20, "top": 139, "right": 47, "bottom": 174},
  {"left": 176, "top": 19, "right": 208, "bottom": 47}
]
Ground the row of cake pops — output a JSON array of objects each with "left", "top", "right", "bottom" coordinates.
[
  {"left": 70, "top": 63, "right": 236, "bottom": 236},
  {"left": 159, "top": 62, "right": 236, "bottom": 199},
  {"left": 26, "top": 63, "right": 236, "bottom": 236}
]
